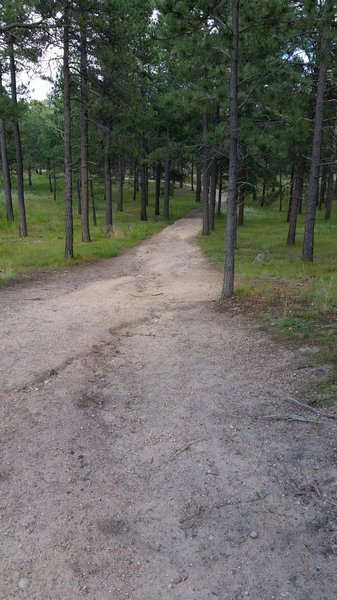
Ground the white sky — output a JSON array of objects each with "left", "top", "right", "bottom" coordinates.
[
  {"left": 18, "top": 46, "right": 61, "bottom": 101},
  {"left": 20, "top": 74, "right": 54, "bottom": 100}
]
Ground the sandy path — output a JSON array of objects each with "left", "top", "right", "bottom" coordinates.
[{"left": 0, "top": 214, "right": 337, "bottom": 599}]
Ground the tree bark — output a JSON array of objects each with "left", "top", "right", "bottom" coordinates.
[
  {"left": 63, "top": 9, "right": 73, "bottom": 258},
  {"left": 302, "top": 19, "right": 329, "bottom": 261},
  {"left": 117, "top": 161, "right": 124, "bottom": 211},
  {"left": 202, "top": 112, "right": 210, "bottom": 235},
  {"left": 140, "top": 132, "right": 147, "bottom": 220},
  {"left": 287, "top": 155, "right": 305, "bottom": 245},
  {"left": 191, "top": 158, "right": 194, "bottom": 191},
  {"left": 287, "top": 163, "right": 295, "bottom": 223},
  {"left": 0, "top": 118, "right": 14, "bottom": 222},
  {"left": 217, "top": 172, "right": 222, "bottom": 215},
  {"left": 209, "top": 158, "right": 217, "bottom": 231},
  {"left": 179, "top": 159, "right": 183, "bottom": 188},
  {"left": 133, "top": 160, "right": 139, "bottom": 200},
  {"left": 80, "top": 21, "right": 90, "bottom": 242},
  {"left": 319, "top": 165, "right": 327, "bottom": 210},
  {"left": 104, "top": 130, "right": 113, "bottom": 235},
  {"left": 221, "top": 0, "right": 239, "bottom": 298},
  {"left": 155, "top": 160, "right": 160, "bottom": 216},
  {"left": 140, "top": 161, "right": 147, "bottom": 220},
  {"left": 90, "top": 178, "right": 97, "bottom": 226},
  {"left": 325, "top": 115, "right": 337, "bottom": 220},
  {"left": 196, "top": 162, "right": 201, "bottom": 202},
  {"left": 77, "top": 179, "right": 81, "bottom": 215},
  {"left": 238, "top": 166, "right": 245, "bottom": 226},
  {"left": 9, "top": 35, "right": 27, "bottom": 236},
  {"left": 163, "top": 155, "right": 171, "bottom": 220}
]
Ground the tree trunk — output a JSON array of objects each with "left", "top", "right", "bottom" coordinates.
[
  {"left": 237, "top": 162, "right": 245, "bottom": 226},
  {"left": 179, "top": 159, "right": 183, "bottom": 188},
  {"left": 191, "top": 158, "right": 194, "bottom": 192},
  {"left": 261, "top": 178, "right": 266, "bottom": 207},
  {"left": 117, "top": 161, "right": 124, "bottom": 211},
  {"left": 202, "top": 112, "right": 210, "bottom": 235},
  {"left": 63, "top": 9, "right": 73, "bottom": 259},
  {"left": 28, "top": 165, "right": 32, "bottom": 187},
  {"left": 279, "top": 172, "right": 282, "bottom": 211},
  {"left": 217, "top": 172, "right": 222, "bottom": 215},
  {"left": 90, "top": 178, "right": 97, "bottom": 226},
  {"left": 133, "top": 160, "right": 139, "bottom": 200},
  {"left": 163, "top": 155, "right": 171, "bottom": 220},
  {"left": 53, "top": 174, "right": 57, "bottom": 203},
  {"left": 145, "top": 163, "right": 149, "bottom": 205},
  {"left": 77, "top": 179, "right": 81, "bottom": 215},
  {"left": 325, "top": 173, "right": 335, "bottom": 220},
  {"left": 287, "top": 155, "right": 305, "bottom": 245},
  {"left": 209, "top": 158, "right": 217, "bottom": 231},
  {"left": 325, "top": 114, "right": 337, "bottom": 220},
  {"left": 221, "top": 0, "right": 239, "bottom": 299},
  {"left": 287, "top": 163, "right": 295, "bottom": 223},
  {"left": 140, "top": 132, "right": 147, "bottom": 220},
  {"left": 0, "top": 118, "right": 14, "bottom": 223},
  {"left": 155, "top": 160, "right": 160, "bottom": 216},
  {"left": 104, "top": 130, "right": 113, "bottom": 235},
  {"left": 302, "top": 19, "right": 329, "bottom": 261},
  {"left": 196, "top": 163, "right": 201, "bottom": 202},
  {"left": 140, "top": 161, "right": 147, "bottom": 220},
  {"left": 238, "top": 167, "right": 245, "bottom": 227},
  {"left": 9, "top": 35, "right": 27, "bottom": 237},
  {"left": 80, "top": 22, "right": 90, "bottom": 242},
  {"left": 319, "top": 165, "right": 327, "bottom": 210}
]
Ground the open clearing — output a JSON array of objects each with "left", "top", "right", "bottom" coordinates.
[{"left": 0, "top": 213, "right": 337, "bottom": 600}]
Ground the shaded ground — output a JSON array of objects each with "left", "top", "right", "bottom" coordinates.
[{"left": 0, "top": 213, "right": 337, "bottom": 600}]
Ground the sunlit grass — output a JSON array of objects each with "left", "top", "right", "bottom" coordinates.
[
  {"left": 200, "top": 201, "right": 337, "bottom": 405},
  {"left": 0, "top": 174, "right": 196, "bottom": 283},
  {"left": 200, "top": 204, "right": 337, "bottom": 310}
]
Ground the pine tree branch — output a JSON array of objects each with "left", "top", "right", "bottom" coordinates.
[{"left": 0, "top": 21, "right": 44, "bottom": 33}]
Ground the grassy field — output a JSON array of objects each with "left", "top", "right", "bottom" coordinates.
[
  {"left": 0, "top": 174, "right": 196, "bottom": 285},
  {"left": 199, "top": 202, "right": 337, "bottom": 405}
]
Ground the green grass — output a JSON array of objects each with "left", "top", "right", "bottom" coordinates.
[
  {"left": 0, "top": 174, "right": 197, "bottom": 284},
  {"left": 200, "top": 202, "right": 337, "bottom": 405},
  {"left": 310, "top": 374, "right": 337, "bottom": 408},
  {"left": 200, "top": 204, "right": 337, "bottom": 311}
]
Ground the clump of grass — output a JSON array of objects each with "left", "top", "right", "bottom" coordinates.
[
  {"left": 0, "top": 262, "right": 15, "bottom": 285},
  {"left": 304, "top": 275, "right": 337, "bottom": 312},
  {"left": 269, "top": 315, "right": 313, "bottom": 340},
  {"left": 310, "top": 374, "right": 337, "bottom": 408}
]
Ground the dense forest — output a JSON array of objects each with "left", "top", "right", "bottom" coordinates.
[{"left": 0, "top": 0, "right": 337, "bottom": 295}]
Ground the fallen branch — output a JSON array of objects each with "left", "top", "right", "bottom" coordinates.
[
  {"left": 172, "top": 437, "right": 206, "bottom": 459},
  {"left": 283, "top": 396, "right": 337, "bottom": 421},
  {"left": 261, "top": 413, "right": 316, "bottom": 423}
]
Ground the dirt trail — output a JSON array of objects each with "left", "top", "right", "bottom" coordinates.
[{"left": 1, "top": 214, "right": 337, "bottom": 600}]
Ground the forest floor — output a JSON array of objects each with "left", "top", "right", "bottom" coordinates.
[{"left": 1, "top": 211, "right": 337, "bottom": 600}]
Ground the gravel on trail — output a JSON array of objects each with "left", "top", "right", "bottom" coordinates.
[{"left": 0, "top": 213, "right": 337, "bottom": 600}]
